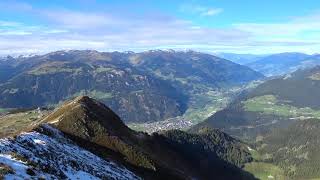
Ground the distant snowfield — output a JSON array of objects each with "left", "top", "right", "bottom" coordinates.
[{"left": 0, "top": 124, "right": 140, "bottom": 180}]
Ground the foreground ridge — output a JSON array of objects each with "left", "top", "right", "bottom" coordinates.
[
  {"left": 0, "top": 96, "right": 256, "bottom": 179},
  {"left": 0, "top": 124, "right": 140, "bottom": 179}
]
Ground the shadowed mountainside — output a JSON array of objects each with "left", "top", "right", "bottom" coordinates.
[
  {"left": 40, "top": 96, "right": 256, "bottom": 179},
  {"left": 193, "top": 66, "right": 320, "bottom": 141}
]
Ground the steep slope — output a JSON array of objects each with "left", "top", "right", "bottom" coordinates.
[
  {"left": 161, "top": 128, "right": 252, "bottom": 168},
  {"left": 0, "top": 56, "right": 23, "bottom": 83},
  {"left": 252, "top": 119, "right": 320, "bottom": 179},
  {"left": 247, "top": 66, "right": 320, "bottom": 108},
  {"left": 39, "top": 96, "right": 255, "bottom": 179},
  {"left": 130, "top": 50, "right": 264, "bottom": 94},
  {"left": 0, "top": 51, "right": 188, "bottom": 123},
  {"left": 247, "top": 52, "right": 319, "bottom": 76},
  {"left": 42, "top": 96, "right": 155, "bottom": 170},
  {"left": 192, "top": 66, "right": 320, "bottom": 179},
  {"left": 0, "top": 124, "right": 141, "bottom": 179},
  {"left": 0, "top": 50, "right": 263, "bottom": 124},
  {"left": 194, "top": 66, "right": 320, "bottom": 141}
]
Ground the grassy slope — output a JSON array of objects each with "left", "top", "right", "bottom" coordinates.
[
  {"left": 242, "top": 97, "right": 320, "bottom": 179},
  {"left": 199, "top": 66, "right": 320, "bottom": 135},
  {"left": 243, "top": 95, "right": 320, "bottom": 119},
  {"left": 244, "top": 148, "right": 287, "bottom": 180},
  {"left": 0, "top": 108, "right": 10, "bottom": 113},
  {"left": 194, "top": 67, "right": 320, "bottom": 179},
  {"left": 242, "top": 95, "right": 320, "bottom": 179},
  {"left": 244, "top": 162, "right": 286, "bottom": 180},
  {"left": 0, "top": 110, "right": 50, "bottom": 137},
  {"left": 183, "top": 91, "right": 230, "bottom": 123},
  {"left": 257, "top": 119, "right": 320, "bottom": 179}
]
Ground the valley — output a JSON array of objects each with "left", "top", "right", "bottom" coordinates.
[
  {"left": 0, "top": 50, "right": 263, "bottom": 125},
  {"left": 1, "top": 51, "right": 320, "bottom": 179},
  {"left": 130, "top": 81, "right": 262, "bottom": 133},
  {"left": 2, "top": 50, "right": 320, "bottom": 179},
  {"left": 1, "top": 1, "right": 320, "bottom": 179}
]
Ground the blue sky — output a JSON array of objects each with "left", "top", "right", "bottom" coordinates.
[{"left": 0, "top": 0, "right": 319, "bottom": 55}]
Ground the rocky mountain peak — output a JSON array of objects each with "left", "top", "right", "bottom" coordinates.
[{"left": 44, "top": 95, "right": 132, "bottom": 137}]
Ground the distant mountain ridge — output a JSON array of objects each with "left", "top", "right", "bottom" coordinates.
[
  {"left": 131, "top": 50, "right": 264, "bottom": 93},
  {"left": 247, "top": 52, "right": 320, "bottom": 76},
  {"left": 0, "top": 50, "right": 263, "bottom": 123},
  {"left": 216, "top": 53, "right": 267, "bottom": 65}
]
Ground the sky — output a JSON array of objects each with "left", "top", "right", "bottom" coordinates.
[{"left": 0, "top": 0, "right": 320, "bottom": 55}]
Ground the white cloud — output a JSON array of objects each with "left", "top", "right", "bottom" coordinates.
[
  {"left": 201, "top": 8, "right": 223, "bottom": 16},
  {"left": 0, "top": 2, "right": 319, "bottom": 55},
  {"left": 43, "top": 10, "right": 116, "bottom": 29},
  {"left": 233, "top": 11, "right": 320, "bottom": 39},
  {"left": 180, "top": 4, "right": 223, "bottom": 17},
  {"left": 0, "top": 14, "right": 252, "bottom": 55},
  {"left": 43, "top": 29, "right": 69, "bottom": 34},
  {"left": 0, "top": 20, "right": 23, "bottom": 27},
  {"left": 0, "top": 30, "right": 32, "bottom": 36}
]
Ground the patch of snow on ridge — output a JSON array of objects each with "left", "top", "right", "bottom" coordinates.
[
  {"left": 283, "top": 73, "right": 292, "bottom": 80},
  {"left": 0, "top": 154, "right": 31, "bottom": 179},
  {"left": 0, "top": 124, "right": 141, "bottom": 180}
]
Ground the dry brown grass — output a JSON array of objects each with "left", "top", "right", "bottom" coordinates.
[{"left": 0, "top": 110, "right": 51, "bottom": 138}]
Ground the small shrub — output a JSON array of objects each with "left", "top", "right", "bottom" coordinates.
[
  {"left": 0, "top": 163, "right": 15, "bottom": 178},
  {"left": 26, "top": 168, "right": 36, "bottom": 176}
]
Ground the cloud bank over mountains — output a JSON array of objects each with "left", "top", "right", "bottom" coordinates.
[{"left": 0, "top": 1, "right": 319, "bottom": 55}]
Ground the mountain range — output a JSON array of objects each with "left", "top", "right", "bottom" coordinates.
[
  {"left": 218, "top": 52, "right": 320, "bottom": 77},
  {"left": 0, "top": 50, "right": 263, "bottom": 123},
  {"left": 3, "top": 49, "right": 320, "bottom": 179},
  {"left": 247, "top": 53, "right": 314, "bottom": 76},
  {"left": 216, "top": 53, "right": 267, "bottom": 65}
]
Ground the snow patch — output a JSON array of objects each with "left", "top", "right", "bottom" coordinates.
[
  {"left": 247, "top": 146, "right": 253, "bottom": 151},
  {"left": 33, "top": 139, "right": 46, "bottom": 145},
  {"left": 0, "top": 154, "right": 30, "bottom": 179},
  {"left": 268, "top": 175, "right": 274, "bottom": 179},
  {"left": 0, "top": 124, "right": 141, "bottom": 180}
]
